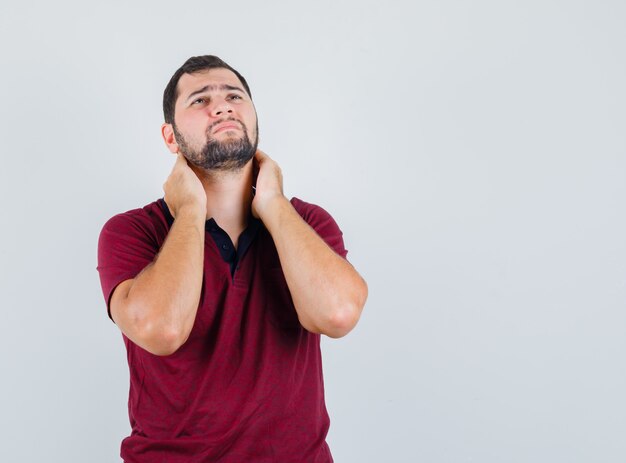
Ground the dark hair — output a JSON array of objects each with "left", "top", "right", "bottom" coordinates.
[{"left": 162, "top": 55, "right": 252, "bottom": 124}]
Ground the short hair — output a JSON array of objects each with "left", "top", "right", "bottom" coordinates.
[{"left": 162, "top": 55, "right": 252, "bottom": 124}]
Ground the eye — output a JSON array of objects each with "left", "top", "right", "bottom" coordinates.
[
  {"left": 227, "top": 94, "right": 243, "bottom": 101},
  {"left": 192, "top": 97, "right": 206, "bottom": 105}
]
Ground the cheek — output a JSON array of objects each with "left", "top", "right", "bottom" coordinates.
[
  {"left": 244, "top": 113, "right": 258, "bottom": 137},
  {"left": 248, "top": 123, "right": 258, "bottom": 142},
  {"left": 179, "top": 117, "right": 209, "bottom": 140}
]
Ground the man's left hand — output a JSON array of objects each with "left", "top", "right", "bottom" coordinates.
[
  {"left": 250, "top": 149, "right": 367, "bottom": 338},
  {"left": 251, "top": 149, "right": 286, "bottom": 219}
]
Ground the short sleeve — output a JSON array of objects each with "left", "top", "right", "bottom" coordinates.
[
  {"left": 290, "top": 197, "right": 348, "bottom": 260},
  {"left": 96, "top": 211, "right": 160, "bottom": 321}
]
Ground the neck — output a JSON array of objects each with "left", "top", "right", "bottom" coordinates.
[{"left": 190, "top": 161, "right": 254, "bottom": 245}]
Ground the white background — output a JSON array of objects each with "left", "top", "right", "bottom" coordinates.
[{"left": 1, "top": 1, "right": 625, "bottom": 462}]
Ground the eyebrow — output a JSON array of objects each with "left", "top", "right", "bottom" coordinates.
[{"left": 185, "top": 84, "right": 245, "bottom": 103}]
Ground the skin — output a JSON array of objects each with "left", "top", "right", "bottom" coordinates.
[{"left": 109, "top": 68, "right": 368, "bottom": 355}]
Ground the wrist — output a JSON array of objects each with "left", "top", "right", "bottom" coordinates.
[
  {"left": 175, "top": 203, "right": 207, "bottom": 222},
  {"left": 257, "top": 195, "right": 290, "bottom": 228}
]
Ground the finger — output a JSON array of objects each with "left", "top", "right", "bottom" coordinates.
[
  {"left": 254, "top": 149, "right": 269, "bottom": 162},
  {"left": 252, "top": 156, "right": 260, "bottom": 186}
]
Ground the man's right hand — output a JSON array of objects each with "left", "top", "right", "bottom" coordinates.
[
  {"left": 108, "top": 153, "right": 206, "bottom": 356},
  {"left": 163, "top": 153, "right": 207, "bottom": 219}
]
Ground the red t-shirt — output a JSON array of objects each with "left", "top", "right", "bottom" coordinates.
[{"left": 97, "top": 197, "right": 347, "bottom": 463}]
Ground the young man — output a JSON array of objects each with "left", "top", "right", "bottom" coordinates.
[{"left": 97, "top": 55, "right": 368, "bottom": 462}]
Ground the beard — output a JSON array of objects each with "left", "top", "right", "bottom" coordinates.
[{"left": 173, "top": 118, "right": 258, "bottom": 172}]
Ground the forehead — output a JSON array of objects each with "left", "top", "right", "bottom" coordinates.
[{"left": 176, "top": 68, "right": 243, "bottom": 101}]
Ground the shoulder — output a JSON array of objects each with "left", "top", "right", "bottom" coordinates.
[
  {"left": 289, "top": 197, "right": 347, "bottom": 258},
  {"left": 96, "top": 201, "right": 168, "bottom": 319},
  {"left": 289, "top": 196, "right": 337, "bottom": 224},
  {"left": 101, "top": 200, "right": 167, "bottom": 230},
  {"left": 99, "top": 200, "right": 169, "bottom": 245}
]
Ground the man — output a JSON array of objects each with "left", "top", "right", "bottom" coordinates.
[{"left": 97, "top": 55, "right": 368, "bottom": 462}]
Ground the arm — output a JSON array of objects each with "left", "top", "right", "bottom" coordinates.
[
  {"left": 110, "top": 154, "right": 207, "bottom": 356},
  {"left": 252, "top": 151, "right": 368, "bottom": 338}
]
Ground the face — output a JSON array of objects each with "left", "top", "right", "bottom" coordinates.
[{"left": 169, "top": 68, "right": 258, "bottom": 171}]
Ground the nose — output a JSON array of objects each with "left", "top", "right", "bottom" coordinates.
[{"left": 210, "top": 99, "right": 233, "bottom": 118}]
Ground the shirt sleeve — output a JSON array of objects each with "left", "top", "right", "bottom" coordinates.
[
  {"left": 96, "top": 211, "right": 160, "bottom": 322},
  {"left": 290, "top": 197, "right": 348, "bottom": 260}
]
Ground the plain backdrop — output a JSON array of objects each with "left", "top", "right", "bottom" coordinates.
[{"left": 1, "top": 1, "right": 625, "bottom": 462}]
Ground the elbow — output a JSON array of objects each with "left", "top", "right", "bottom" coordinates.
[
  {"left": 145, "top": 330, "right": 185, "bottom": 356},
  {"left": 115, "top": 287, "right": 191, "bottom": 356},
  {"left": 134, "top": 316, "right": 188, "bottom": 356},
  {"left": 323, "top": 279, "right": 368, "bottom": 339},
  {"left": 323, "top": 306, "right": 360, "bottom": 338}
]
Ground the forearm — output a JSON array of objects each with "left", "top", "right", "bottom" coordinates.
[
  {"left": 124, "top": 208, "right": 205, "bottom": 350},
  {"left": 261, "top": 197, "right": 368, "bottom": 338}
]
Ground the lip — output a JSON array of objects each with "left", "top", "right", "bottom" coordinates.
[{"left": 213, "top": 121, "right": 241, "bottom": 134}]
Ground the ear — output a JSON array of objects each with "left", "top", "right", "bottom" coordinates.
[{"left": 161, "top": 123, "right": 179, "bottom": 154}]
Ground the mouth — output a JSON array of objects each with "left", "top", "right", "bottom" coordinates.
[{"left": 212, "top": 121, "right": 242, "bottom": 134}]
